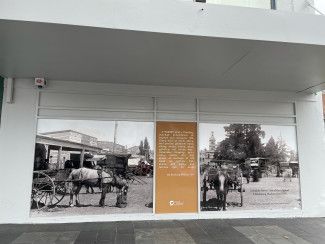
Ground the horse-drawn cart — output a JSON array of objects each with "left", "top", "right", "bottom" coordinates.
[
  {"left": 201, "top": 161, "right": 244, "bottom": 210},
  {"left": 31, "top": 169, "right": 70, "bottom": 209}
]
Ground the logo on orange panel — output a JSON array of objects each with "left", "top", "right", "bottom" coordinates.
[{"left": 169, "top": 200, "right": 184, "bottom": 206}]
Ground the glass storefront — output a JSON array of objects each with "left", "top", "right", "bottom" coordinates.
[{"left": 30, "top": 118, "right": 301, "bottom": 217}]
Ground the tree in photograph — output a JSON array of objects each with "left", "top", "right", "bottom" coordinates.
[
  {"left": 139, "top": 140, "right": 144, "bottom": 155},
  {"left": 276, "top": 137, "right": 289, "bottom": 162},
  {"left": 265, "top": 136, "right": 290, "bottom": 176},
  {"left": 244, "top": 124, "right": 265, "bottom": 158},
  {"left": 144, "top": 137, "right": 150, "bottom": 161},
  {"left": 265, "top": 136, "right": 280, "bottom": 175},
  {"left": 215, "top": 124, "right": 265, "bottom": 162},
  {"left": 214, "top": 138, "right": 246, "bottom": 161},
  {"left": 214, "top": 139, "right": 231, "bottom": 160},
  {"left": 265, "top": 136, "right": 278, "bottom": 161},
  {"left": 144, "top": 137, "right": 150, "bottom": 151},
  {"left": 289, "top": 150, "right": 298, "bottom": 161}
]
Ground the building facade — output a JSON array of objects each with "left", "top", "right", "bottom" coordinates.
[
  {"left": 0, "top": 0, "right": 325, "bottom": 224},
  {"left": 200, "top": 132, "right": 217, "bottom": 164},
  {"left": 97, "top": 141, "right": 126, "bottom": 154},
  {"left": 41, "top": 130, "right": 98, "bottom": 147}
]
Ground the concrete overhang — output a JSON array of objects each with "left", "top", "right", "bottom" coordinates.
[{"left": 1, "top": 0, "right": 325, "bottom": 92}]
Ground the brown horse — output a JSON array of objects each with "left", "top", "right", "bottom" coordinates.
[{"left": 67, "top": 167, "right": 128, "bottom": 207}]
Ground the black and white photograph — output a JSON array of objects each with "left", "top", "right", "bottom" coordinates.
[
  {"left": 200, "top": 123, "right": 301, "bottom": 211},
  {"left": 30, "top": 119, "right": 154, "bottom": 217}
]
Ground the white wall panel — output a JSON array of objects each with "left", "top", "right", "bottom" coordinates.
[
  {"left": 39, "top": 92, "right": 154, "bottom": 111},
  {"left": 199, "top": 99, "right": 295, "bottom": 116},
  {"left": 0, "top": 85, "right": 37, "bottom": 223},
  {"left": 207, "top": 0, "right": 271, "bottom": 9},
  {"left": 157, "top": 112, "right": 197, "bottom": 122},
  {"left": 156, "top": 97, "right": 196, "bottom": 112},
  {"left": 38, "top": 108, "right": 154, "bottom": 121},
  {"left": 295, "top": 94, "right": 325, "bottom": 217},
  {"left": 199, "top": 114, "right": 295, "bottom": 125}
]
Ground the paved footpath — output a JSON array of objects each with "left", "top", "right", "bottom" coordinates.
[{"left": 1, "top": 218, "right": 325, "bottom": 244}]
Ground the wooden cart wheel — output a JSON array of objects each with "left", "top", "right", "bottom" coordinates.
[
  {"left": 52, "top": 181, "right": 66, "bottom": 206},
  {"left": 31, "top": 171, "right": 55, "bottom": 209}
]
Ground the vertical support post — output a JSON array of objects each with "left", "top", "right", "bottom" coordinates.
[
  {"left": 153, "top": 97, "right": 157, "bottom": 214},
  {"left": 113, "top": 121, "right": 118, "bottom": 153},
  {"left": 270, "top": 0, "right": 276, "bottom": 10},
  {"left": 196, "top": 98, "right": 201, "bottom": 212},
  {"left": 80, "top": 148, "right": 85, "bottom": 168},
  {"left": 5, "top": 78, "right": 14, "bottom": 104},
  {"left": 57, "top": 146, "right": 62, "bottom": 169},
  {"left": 47, "top": 145, "right": 51, "bottom": 164}
]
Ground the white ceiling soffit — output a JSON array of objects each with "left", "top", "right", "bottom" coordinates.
[
  {"left": 1, "top": 0, "right": 325, "bottom": 46},
  {"left": 0, "top": 20, "right": 325, "bottom": 93}
]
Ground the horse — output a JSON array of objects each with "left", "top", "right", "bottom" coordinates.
[
  {"left": 84, "top": 164, "right": 102, "bottom": 194},
  {"left": 213, "top": 170, "right": 230, "bottom": 211},
  {"left": 64, "top": 161, "right": 98, "bottom": 194},
  {"left": 67, "top": 167, "right": 128, "bottom": 207}
]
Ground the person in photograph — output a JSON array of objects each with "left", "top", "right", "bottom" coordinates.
[{"left": 34, "top": 143, "right": 48, "bottom": 170}]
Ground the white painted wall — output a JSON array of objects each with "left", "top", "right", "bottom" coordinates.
[
  {"left": 276, "top": 0, "right": 315, "bottom": 13},
  {"left": 296, "top": 93, "right": 325, "bottom": 216},
  {"left": 206, "top": 0, "right": 271, "bottom": 9},
  {"left": 0, "top": 79, "right": 324, "bottom": 223},
  {"left": 0, "top": 79, "right": 38, "bottom": 223},
  {"left": 1, "top": 0, "right": 324, "bottom": 46}
]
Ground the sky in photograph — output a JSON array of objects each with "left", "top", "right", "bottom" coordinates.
[
  {"left": 199, "top": 123, "right": 297, "bottom": 152},
  {"left": 37, "top": 119, "right": 154, "bottom": 149},
  {"left": 38, "top": 120, "right": 297, "bottom": 152}
]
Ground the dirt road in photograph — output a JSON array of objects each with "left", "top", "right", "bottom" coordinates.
[
  {"left": 31, "top": 177, "right": 153, "bottom": 217},
  {"left": 202, "top": 176, "right": 301, "bottom": 211}
]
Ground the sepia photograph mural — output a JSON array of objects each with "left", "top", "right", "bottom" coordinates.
[
  {"left": 200, "top": 123, "right": 301, "bottom": 212},
  {"left": 31, "top": 119, "right": 154, "bottom": 217}
]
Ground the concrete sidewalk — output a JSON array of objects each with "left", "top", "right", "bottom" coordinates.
[{"left": 1, "top": 218, "right": 324, "bottom": 244}]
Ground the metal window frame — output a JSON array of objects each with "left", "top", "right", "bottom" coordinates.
[{"left": 33, "top": 90, "right": 300, "bottom": 216}]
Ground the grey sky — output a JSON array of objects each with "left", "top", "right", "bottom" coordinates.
[
  {"left": 37, "top": 119, "right": 154, "bottom": 149},
  {"left": 199, "top": 123, "right": 297, "bottom": 152}
]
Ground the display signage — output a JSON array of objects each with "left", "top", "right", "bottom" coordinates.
[
  {"left": 199, "top": 123, "right": 301, "bottom": 212},
  {"left": 155, "top": 121, "right": 198, "bottom": 213},
  {"left": 30, "top": 119, "right": 154, "bottom": 217}
]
